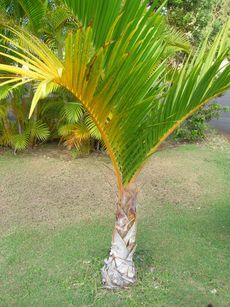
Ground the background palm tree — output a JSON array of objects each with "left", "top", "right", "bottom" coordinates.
[
  {"left": 0, "top": 85, "right": 50, "bottom": 152},
  {"left": 57, "top": 100, "right": 102, "bottom": 153},
  {"left": 0, "top": 0, "right": 229, "bottom": 288},
  {"left": 0, "top": 0, "right": 80, "bottom": 151}
]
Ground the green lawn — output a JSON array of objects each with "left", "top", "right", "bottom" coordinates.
[{"left": 0, "top": 138, "right": 230, "bottom": 306}]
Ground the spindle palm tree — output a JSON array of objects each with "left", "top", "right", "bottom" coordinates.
[{"left": 0, "top": 0, "right": 229, "bottom": 289}]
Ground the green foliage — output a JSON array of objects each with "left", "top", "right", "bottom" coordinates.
[
  {"left": 0, "top": 120, "right": 50, "bottom": 152},
  {"left": 0, "top": 0, "right": 229, "bottom": 186},
  {"left": 155, "top": 0, "right": 230, "bottom": 45},
  {"left": 0, "top": 86, "right": 50, "bottom": 152},
  {"left": 0, "top": 0, "right": 76, "bottom": 58},
  {"left": 10, "top": 132, "right": 28, "bottom": 151},
  {"left": 58, "top": 102, "right": 102, "bottom": 154},
  {"left": 173, "top": 102, "right": 229, "bottom": 142},
  {"left": 60, "top": 102, "right": 83, "bottom": 123},
  {"left": 27, "top": 120, "right": 50, "bottom": 142},
  {"left": 17, "top": 0, "right": 48, "bottom": 33},
  {"left": 65, "top": 0, "right": 123, "bottom": 48}
]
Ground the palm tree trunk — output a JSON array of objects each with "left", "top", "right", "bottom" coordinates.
[{"left": 101, "top": 183, "right": 138, "bottom": 289}]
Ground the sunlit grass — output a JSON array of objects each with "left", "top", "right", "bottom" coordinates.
[{"left": 0, "top": 142, "right": 229, "bottom": 306}]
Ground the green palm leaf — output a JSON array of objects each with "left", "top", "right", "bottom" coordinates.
[
  {"left": 0, "top": 84, "right": 11, "bottom": 100},
  {"left": 64, "top": 0, "right": 123, "bottom": 48},
  {"left": 46, "top": 5, "right": 74, "bottom": 31},
  {"left": 61, "top": 102, "right": 83, "bottom": 123},
  {"left": 0, "top": 101, "right": 9, "bottom": 118},
  {"left": 26, "top": 120, "right": 50, "bottom": 142},
  {"left": 10, "top": 132, "right": 29, "bottom": 151},
  {"left": 85, "top": 115, "right": 101, "bottom": 140},
  {"left": 58, "top": 123, "right": 76, "bottom": 137},
  {"left": 17, "top": 0, "right": 48, "bottom": 33},
  {"left": 0, "top": 1, "right": 229, "bottom": 190}
]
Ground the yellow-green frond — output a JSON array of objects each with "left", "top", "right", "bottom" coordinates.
[{"left": 0, "top": 3, "right": 229, "bottom": 190}]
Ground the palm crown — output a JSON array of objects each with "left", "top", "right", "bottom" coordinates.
[{"left": 1, "top": 0, "right": 229, "bottom": 190}]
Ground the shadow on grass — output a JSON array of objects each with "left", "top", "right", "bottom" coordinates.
[{"left": 0, "top": 203, "right": 230, "bottom": 306}]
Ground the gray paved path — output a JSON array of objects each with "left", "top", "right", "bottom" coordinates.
[{"left": 210, "top": 90, "right": 230, "bottom": 135}]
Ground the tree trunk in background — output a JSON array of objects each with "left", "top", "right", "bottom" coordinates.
[{"left": 101, "top": 183, "right": 138, "bottom": 289}]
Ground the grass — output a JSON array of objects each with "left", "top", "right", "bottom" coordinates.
[{"left": 0, "top": 138, "right": 230, "bottom": 306}]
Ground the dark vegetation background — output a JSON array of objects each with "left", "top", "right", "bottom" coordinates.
[{"left": 0, "top": 0, "right": 229, "bottom": 154}]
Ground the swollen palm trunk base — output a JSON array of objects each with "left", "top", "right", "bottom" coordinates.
[{"left": 101, "top": 184, "right": 138, "bottom": 289}]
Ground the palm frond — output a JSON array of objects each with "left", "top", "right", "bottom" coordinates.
[
  {"left": 30, "top": 81, "right": 59, "bottom": 117},
  {"left": 10, "top": 132, "right": 29, "bottom": 151},
  {"left": 46, "top": 5, "right": 74, "bottom": 31},
  {"left": 0, "top": 84, "right": 11, "bottom": 100},
  {"left": 26, "top": 120, "right": 50, "bottom": 142},
  {"left": 17, "top": 0, "right": 48, "bottom": 32},
  {"left": 165, "top": 26, "right": 192, "bottom": 54},
  {"left": 73, "top": 122, "right": 91, "bottom": 142},
  {"left": 58, "top": 123, "right": 76, "bottom": 137},
  {"left": 85, "top": 115, "right": 101, "bottom": 140},
  {"left": 0, "top": 130, "right": 12, "bottom": 146},
  {"left": 0, "top": 101, "right": 9, "bottom": 118},
  {"left": 61, "top": 102, "right": 83, "bottom": 123},
  {"left": 0, "top": 108, "right": 7, "bottom": 119},
  {"left": 39, "top": 100, "right": 64, "bottom": 119},
  {"left": 60, "top": 122, "right": 91, "bottom": 151},
  {"left": 0, "top": 4, "right": 229, "bottom": 190},
  {"left": 64, "top": 0, "right": 123, "bottom": 48}
]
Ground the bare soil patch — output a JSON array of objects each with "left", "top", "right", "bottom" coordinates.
[{"left": 0, "top": 138, "right": 229, "bottom": 233}]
